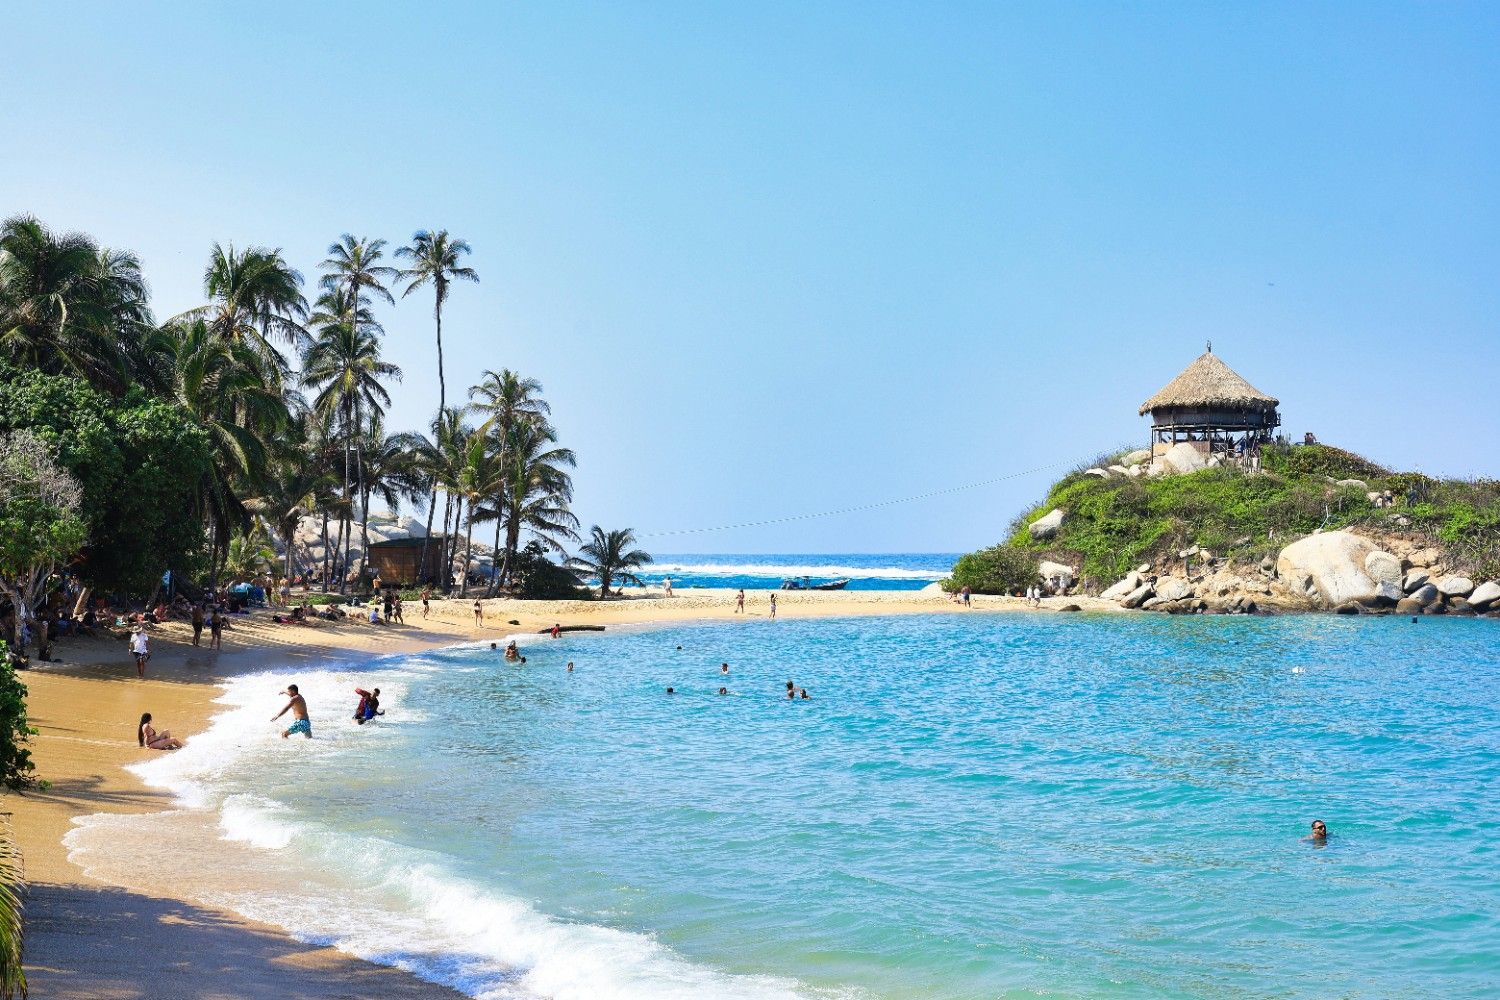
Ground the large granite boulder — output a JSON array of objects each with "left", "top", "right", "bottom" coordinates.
[
  {"left": 1122, "top": 449, "right": 1152, "bottom": 466},
  {"left": 1029, "top": 508, "right": 1065, "bottom": 540},
  {"left": 1395, "top": 597, "right": 1427, "bottom": 615},
  {"left": 1436, "top": 576, "right": 1475, "bottom": 598},
  {"left": 1274, "top": 531, "right": 1393, "bottom": 608},
  {"left": 1100, "top": 572, "right": 1144, "bottom": 602},
  {"left": 1406, "top": 583, "right": 1439, "bottom": 606},
  {"left": 1159, "top": 442, "right": 1208, "bottom": 475},
  {"left": 1468, "top": 581, "right": 1500, "bottom": 610},
  {"left": 1364, "top": 550, "right": 1402, "bottom": 588},
  {"left": 1083, "top": 468, "right": 1109, "bottom": 478},
  {"left": 1153, "top": 577, "right": 1193, "bottom": 602},
  {"left": 1120, "top": 583, "right": 1155, "bottom": 609},
  {"left": 1402, "top": 571, "right": 1430, "bottom": 593},
  {"left": 1039, "top": 561, "right": 1076, "bottom": 588}
]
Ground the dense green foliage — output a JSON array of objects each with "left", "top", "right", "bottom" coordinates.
[
  {"left": 956, "top": 444, "right": 1500, "bottom": 587},
  {"left": 945, "top": 544, "right": 1037, "bottom": 595},
  {"left": 0, "top": 816, "right": 24, "bottom": 998},
  {"left": 513, "top": 541, "right": 588, "bottom": 599},
  {"left": 0, "top": 365, "right": 213, "bottom": 592},
  {"left": 0, "top": 661, "right": 33, "bottom": 791}
]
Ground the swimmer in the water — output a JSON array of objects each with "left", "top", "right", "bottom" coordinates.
[
  {"left": 799, "top": 688, "right": 810, "bottom": 699},
  {"left": 721, "top": 663, "right": 729, "bottom": 675},
  {"left": 567, "top": 661, "right": 574, "bottom": 672},
  {"left": 718, "top": 687, "right": 728, "bottom": 695},
  {"left": 666, "top": 687, "right": 675, "bottom": 695},
  {"left": 1304, "top": 819, "right": 1329, "bottom": 845},
  {"left": 490, "top": 642, "right": 498, "bottom": 650}
]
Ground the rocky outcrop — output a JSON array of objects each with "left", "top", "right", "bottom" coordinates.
[
  {"left": 1153, "top": 577, "right": 1193, "bottom": 602},
  {"left": 1274, "top": 531, "right": 1393, "bottom": 607},
  {"left": 1364, "top": 550, "right": 1402, "bottom": 588},
  {"left": 1029, "top": 508, "right": 1065, "bottom": 540},
  {"left": 1402, "top": 571, "right": 1429, "bottom": 593},
  {"left": 1100, "top": 572, "right": 1144, "bottom": 602},
  {"left": 1436, "top": 576, "right": 1475, "bottom": 598},
  {"left": 1039, "top": 561, "right": 1076, "bottom": 589},
  {"left": 1467, "top": 581, "right": 1500, "bottom": 610},
  {"left": 1083, "top": 468, "right": 1109, "bottom": 478},
  {"left": 1120, "top": 583, "right": 1155, "bottom": 609},
  {"left": 1155, "top": 442, "right": 1208, "bottom": 476},
  {"left": 1406, "top": 583, "right": 1439, "bottom": 606}
]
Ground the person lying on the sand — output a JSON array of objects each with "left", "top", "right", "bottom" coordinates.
[{"left": 137, "top": 712, "right": 183, "bottom": 750}]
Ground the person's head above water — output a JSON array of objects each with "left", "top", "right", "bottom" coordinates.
[
  {"left": 721, "top": 663, "right": 729, "bottom": 672},
  {"left": 666, "top": 687, "right": 675, "bottom": 694},
  {"left": 490, "top": 642, "right": 497, "bottom": 650},
  {"left": 718, "top": 687, "right": 727, "bottom": 695},
  {"left": 1311, "top": 819, "right": 1328, "bottom": 838}
]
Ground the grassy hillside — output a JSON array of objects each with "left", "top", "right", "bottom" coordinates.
[{"left": 949, "top": 444, "right": 1499, "bottom": 594}]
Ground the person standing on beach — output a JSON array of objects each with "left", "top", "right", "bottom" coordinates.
[
  {"left": 664, "top": 576, "right": 674, "bottom": 598},
  {"left": 209, "top": 607, "right": 225, "bottom": 649},
  {"left": 393, "top": 595, "right": 404, "bottom": 624},
  {"left": 961, "top": 586, "right": 971, "bottom": 608},
  {"left": 191, "top": 604, "right": 205, "bottom": 646},
  {"left": 735, "top": 590, "right": 745, "bottom": 613},
  {"left": 473, "top": 599, "right": 484, "bottom": 627},
  {"left": 129, "top": 627, "right": 150, "bottom": 678},
  {"left": 272, "top": 684, "right": 312, "bottom": 738},
  {"left": 769, "top": 592, "right": 777, "bottom": 619},
  {"left": 421, "top": 587, "right": 431, "bottom": 619}
]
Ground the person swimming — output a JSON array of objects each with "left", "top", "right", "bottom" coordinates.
[
  {"left": 1305, "top": 819, "right": 1329, "bottom": 844},
  {"left": 566, "top": 661, "right": 574, "bottom": 672},
  {"left": 504, "top": 640, "right": 520, "bottom": 662},
  {"left": 666, "top": 687, "right": 675, "bottom": 695},
  {"left": 721, "top": 663, "right": 729, "bottom": 675},
  {"left": 718, "top": 687, "right": 728, "bottom": 695},
  {"left": 799, "top": 688, "right": 810, "bottom": 699}
]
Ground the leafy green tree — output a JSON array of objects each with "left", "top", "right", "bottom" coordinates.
[
  {"left": 570, "top": 526, "right": 651, "bottom": 598},
  {"left": 222, "top": 521, "right": 276, "bottom": 581},
  {"left": 0, "top": 365, "right": 212, "bottom": 594},
  {"left": 396, "top": 230, "right": 477, "bottom": 417},
  {"left": 947, "top": 544, "right": 1037, "bottom": 595},
  {"left": 0, "top": 430, "right": 86, "bottom": 654}
]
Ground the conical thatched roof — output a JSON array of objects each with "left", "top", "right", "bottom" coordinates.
[{"left": 1139, "top": 350, "right": 1279, "bottom": 415}]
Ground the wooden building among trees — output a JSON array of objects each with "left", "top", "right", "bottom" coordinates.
[{"left": 365, "top": 536, "right": 448, "bottom": 585}]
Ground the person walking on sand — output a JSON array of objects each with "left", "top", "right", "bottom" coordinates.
[
  {"left": 735, "top": 590, "right": 745, "bottom": 613},
  {"left": 209, "top": 607, "right": 224, "bottom": 650},
  {"left": 393, "top": 595, "right": 404, "bottom": 624},
  {"left": 191, "top": 603, "right": 205, "bottom": 646},
  {"left": 421, "top": 587, "right": 431, "bottom": 619},
  {"left": 473, "top": 599, "right": 484, "bottom": 627},
  {"left": 769, "top": 592, "right": 777, "bottom": 620},
  {"left": 129, "top": 626, "right": 150, "bottom": 678},
  {"left": 961, "top": 586, "right": 971, "bottom": 608},
  {"left": 272, "top": 684, "right": 312, "bottom": 738},
  {"left": 138, "top": 712, "right": 183, "bottom": 750},
  {"left": 664, "top": 576, "right": 674, "bottom": 598}
]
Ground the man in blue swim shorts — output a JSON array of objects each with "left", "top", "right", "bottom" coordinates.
[{"left": 272, "top": 684, "right": 312, "bottom": 739}]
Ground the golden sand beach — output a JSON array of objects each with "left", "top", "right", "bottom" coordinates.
[{"left": 6, "top": 588, "right": 1103, "bottom": 998}]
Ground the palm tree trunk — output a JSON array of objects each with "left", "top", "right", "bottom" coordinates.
[
  {"left": 451, "top": 496, "right": 465, "bottom": 591},
  {"left": 357, "top": 441, "right": 370, "bottom": 592},
  {"left": 418, "top": 486, "right": 437, "bottom": 586},
  {"left": 488, "top": 515, "right": 503, "bottom": 596},
  {"left": 435, "top": 300, "right": 446, "bottom": 418},
  {"left": 440, "top": 492, "right": 453, "bottom": 591},
  {"left": 339, "top": 430, "right": 353, "bottom": 593},
  {"left": 284, "top": 518, "right": 295, "bottom": 587},
  {"left": 462, "top": 503, "right": 475, "bottom": 597},
  {"left": 320, "top": 511, "right": 330, "bottom": 590}
]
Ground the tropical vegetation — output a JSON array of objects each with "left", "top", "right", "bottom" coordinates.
[{"left": 0, "top": 212, "right": 654, "bottom": 789}]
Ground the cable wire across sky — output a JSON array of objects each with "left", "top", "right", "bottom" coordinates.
[{"left": 639, "top": 460, "right": 1072, "bottom": 539}]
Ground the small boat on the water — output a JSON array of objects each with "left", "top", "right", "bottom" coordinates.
[{"left": 780, "top": 576, "right": 850, "bottom": 591}]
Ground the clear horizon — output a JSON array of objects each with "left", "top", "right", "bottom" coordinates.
[{"left": 6, "top": 3, "right": 1497, "bottom": 553}]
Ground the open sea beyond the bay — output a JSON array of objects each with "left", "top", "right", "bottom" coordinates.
[{"left": 70, "top": 605, "right": 1500, "bottom": 1000}]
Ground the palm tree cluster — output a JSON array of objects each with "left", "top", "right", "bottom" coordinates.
[{"left": 0, "top": 213, "right": 599, "bottom": 595}]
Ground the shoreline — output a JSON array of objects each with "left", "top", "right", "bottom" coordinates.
[{"left": 7, "top": 587, "right": 1087, "bottom": 998}]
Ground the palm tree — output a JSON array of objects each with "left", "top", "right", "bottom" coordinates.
[
  {"left": 0, "top": 214, "right": 154, "bottom": 391},
  {"left": 300, "top": 321, "right": 401, "bottom": 590},
  {"left": 469, "top": 369, "right": 549, "bottom": 439},
  {"left": 320, "top": 235, "right": 396, "bottom": 330},
  {"left": 354, "top": 416, "right": 426, "bottom": 579},
  {"left": 179, "top": 243, "right": 308, "bottom": 376},
  {"left": 246, "top": 452, "right": 328, "bottom": 586},
  {"left": 395, "top": 230, "right": 477, "bottom": 417},
  {"left": 222, "top": 521, "right": 277, "bottom": 582},
  {"left": 570, "top": 527, "right": 652, "bottom": 598},
  {"left": 164, "top": 318, "right": 291, "bottom": 581},
  {"left": 491, "top": 419, "right": 579, "bottom": 589}
]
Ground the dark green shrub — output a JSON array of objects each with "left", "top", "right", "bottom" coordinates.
[{"left": 946, "top": 544, "right": 1037, "bottom": 595}]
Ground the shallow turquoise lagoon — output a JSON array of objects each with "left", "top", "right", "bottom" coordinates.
[{"left": 132, "top": 613, "right": 1500, "bottom": 999}]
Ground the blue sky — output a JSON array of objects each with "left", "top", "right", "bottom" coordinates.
[{"left": 6, "top": 3, "right": 1497, "bottom": 553}]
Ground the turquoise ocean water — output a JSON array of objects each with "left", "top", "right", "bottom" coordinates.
[{"left": 81, "top": 610, "right": 1500, "bottom": 999}]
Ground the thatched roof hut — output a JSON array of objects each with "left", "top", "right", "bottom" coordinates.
[
  {"left": 1140, "top": 348, "right": 1280, "bottom": 464},
  {"left": 1139, "top": 350, "right": 1278, "bottom": 417}
]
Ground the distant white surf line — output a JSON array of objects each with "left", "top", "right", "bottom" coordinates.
[{"left": 647, "top": 562, "right": 949, "bottom": 580}]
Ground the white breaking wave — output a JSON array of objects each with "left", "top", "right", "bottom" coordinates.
[
  {"left": 648, "top": 561, "right": 948, "bottom": 580},
  {"left": 76, "top": 662, "right": 850, "bottom": 1000}
]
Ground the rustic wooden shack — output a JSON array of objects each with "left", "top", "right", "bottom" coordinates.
[
  {"left": 1140, "top": 347, "right": 1280, "bottom": 467},
  {"left": 365, "top": 536, "right": 448, "bottom": 586}
]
